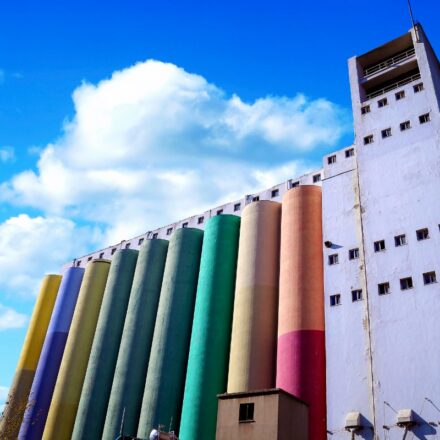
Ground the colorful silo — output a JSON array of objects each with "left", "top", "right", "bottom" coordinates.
[
  {"left": 137, "top": 228, "right": 203, "bottom": 438},
  {"left": 227, "top": 201, "right": 281, "bottom": 393},
  {"left": 19, "top": 267, "right": 85, "bottom": 440},
  {"left": 0, "top": 275, "right": 61, "bottom": 439},
  {"left": 276, "top": 185, "right": 326, "bottom": 440},
  {"left": 72, "top": 249, "right": 138, "bottom": 440},
  {"left": 102, "top": 239, "right": 169, "bottom": 439},
  {"left": 179, "top": 215, "right": 240, "bottom": 440},
  {"left": 42, "top": 259, "right": 110, "bottom": 440}
]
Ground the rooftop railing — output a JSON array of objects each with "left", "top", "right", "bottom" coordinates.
[
  {"left": 365, "top": 72, "right": 421, "bottom": 100},
  {"left": 363, "top": 47, "right": 416, "bottom": 77}
]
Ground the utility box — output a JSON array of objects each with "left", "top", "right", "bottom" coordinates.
[
  {"left": 345, "top": 411, "right": 362, "bottom": 430},
  {"left": 397, "top": 409, "right": 416, "bottom": 427}
]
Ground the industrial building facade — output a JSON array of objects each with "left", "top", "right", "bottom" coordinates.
[{"left": 1, "top": 24, "right": 439, "bottom": 440}]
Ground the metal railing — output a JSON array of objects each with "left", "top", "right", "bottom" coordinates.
[
  {"left": 366, "top": 72, "right": 421, "bottom": 100},
  {"left": 363, "top": 48, "right": 416, "bottom": 77}
]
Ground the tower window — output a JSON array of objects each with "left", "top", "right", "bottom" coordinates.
[
  {"left": 419, "top": 113, "right": 431, "bottom": 124},
  {"left": 413, "top": 83, "right": 424, "bottom": 93},
  {"left": 239, "top": 403, "right": 255, "bottom": 423},
  {"left": 394, "top": 234, "right": 407, "bottom": 247},
  {"left": 234, "top": 203, "right": 241, "bottom": 212},
  {"left": 361, "top": 105, "right": 370, "bottom": 115},
  {"left": 416, "top": 228, "right": 429, "bottom": 241},
  {"left": 395, "top": 90, "right": 405, "bottom": 100},
  {"left": 378, "top": 98, "right": 388, "bottom": 108},
  {"left": 125, "top": 243, "right": 131, "bottom": 249},
  {"left": 271, "top": 189, "right": 279, "bottom": 198},
  {"left": 378, "top": 282, "right": 390, "bottom": 295},
  {"left": 423, "top": 271, "right": 437, "bottom": 285},
  {"left": 76, "top": 260, "right": 81, "bottom": 267},
  {"left": 374, "top": 240, "right": 386, "bottom": 252},
  {"left": 349, "top": 248, "right": 359, "bottom": 260},
  {"left": 138, "top": 238, "right": 144, "bottom": 246},
  {"left": 327, "top": 155, "right": 337, "bottom": 165},
  {"left": 290, "top": 181, "right": 300, "bottom": 188},
  {"left": 345, "top": 148, "right": 355, "bottom": 158},
  {"left": 152, "top": 233, "right": 158, "bottom": 239},
  {"left": 313, "top": 174, "right": 321, "bottom": 183},
  {"left": 381, "top": 128, "right": 392, "bottom": 138},
  {"left": 400, "top": 277, "right": 413, "bottom": 291},
  {"left": 217, "top": 209, "right": 223, "bottom": 215},
  {"left": 328, "top": 254, "right": 339, "bottom": 265},
  {"left": 330, "top": 294, "right": 341, "bottom": 306},
  {"left": 400, "top": 120, "right": 411, "bottom": 131},
  {"left": 351, "top": 289, "right": 363, "bottom": 302},
  {"left": 99, "top": 252, "right": 104, "bottom": 258},
  {"left": 182, "top": 222, "right": 188, "bottom": 228},
  {"left": 88, "top": 256, "right": 93, "bottom": 262},
  {"left": 252, "top": 196, "right": 260, "bottom": 202},
  {"left": 111, "top": 248, "right": 117, "bottom": 255},
  {"left": 167, "top": 228, "right": 173, "bottom": 235},
  {"left": 198, "top": 216, "right": 204, "bottom": 224},
  {"left": 364, "top": 135, "right": 374, "bottom": 145}
]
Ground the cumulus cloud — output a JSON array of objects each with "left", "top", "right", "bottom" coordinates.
[
  {"left": 1, "top": 59, "right": 350, "bottom": 244},
  {"left": 0, "top": 305, "right": 27, "bottom": 330},
  {"left": 0, "top": 146, "right": 14, "bottom": 163},
  {"left": 0, "top": 215, "right": 102, "bottom": 298}
]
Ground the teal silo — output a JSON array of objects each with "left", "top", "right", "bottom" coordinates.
[
  {"left": 137, "top": 228, "right": 203, "bottom": 438},
  {"left": 102, "top": 239, "right": 169, "bottom": 439},
  {"left": 72, "top": 248, "right": 138, "bottom": 440},
  {"left": 179, "top": 215, "right": 240, "bottom": 440}
]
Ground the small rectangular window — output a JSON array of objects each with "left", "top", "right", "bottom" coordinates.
[
  {"left": 271, "top": 189, "right": 279, "bottom": 198},
  {"left": 416, "top": 228, "right": 429, "bottom": 241},
  {"left": 400, "top": 120, "right": 411, "bottom": 131},
  {"left": 198, "top": 216, "right": 204, "bottom": 224},
  {"left": 419, "top": 113, "right": 431, "bottom": 124},
  {"left": 125, "top": 243, "right": 131, "bottom": 249},
  {"left": 252, "top": 196, "right": 260, "bottom": 202},
  {"left": 234, "top": 203, "right": 241, "bottom": 212},
  {"left": 328, "top": 254, "right": 339, "bottom": 265},
  {"left": 76, "top": 260, "right": 81, "bottom": 267},
  {"left": 111, "top": 248, "right": 117, "bottom": 255},
  {"left": 364, "top": 135, "right": 374, "bottom": 145},
  {"left": 348, "top": 248, "right": 359, "bottom": 260},
  {"left": 87, "top": 256, "right": 93, "bottom": 262},
  {"left": 374, "top": 240, "right": 386, "bottom": 252},
  {"left": 394, "top": 234, "right": 407, "bottom": 247},
  {"left": 167, "top": 227, "right": 173, "bottom": 236},
  {"left": 217, "top": 209, "right": 223, "bottom": 215},
  {"left": 327, "top": 155, "right": 337, "bottom": 165},
  {"left": 290, "top": 181, "right": 300, "bottom": 188},
  {"left": 152, "top": 233, "right": 158, "bottom": 239},
  {"left": 361, "top": 105, "right": 370, "bottom": 115},
  {"left": 313, "top": 174, "right": 321, "bottom": 183},
  {"left": 378, "top": 282, "right": 390, "bottom": 295},
  {"left": 351, "top": 289, "right": 363, "bottom": 302},
  {"left": 378, "top": 98, "right": 388, "bottom": 108},
  {"left": 414, "top": 83, "right": 424, "bottom": 93},
  {"left": 239, "top": 403, "right": 255, "bottom": 422},
  {"left": 395, "top": 90, "right": 405, "bottom": 100},
  {"left": 182, "top": 222, "right": 188, "bottom": 228},
  {"left": 381, "top": 128, "right": 392, "bottom": 138},
  {"left": 99, "top": 252, "right": 104, "bottom": 258},
  {"left": 423, "top": 271, "right": 437, "bottom": 285},
  {"left": 330, "top": 294, "right": 341, "bottom": 306},
  {"left": 345, "top": 148, "right": 355, "bottom": 158},
  {"left": 400, "top": 277, "right": 413, "bottom": 291},
  {"left": 138, "top": 238, "right": 144, "bottom": 246}
]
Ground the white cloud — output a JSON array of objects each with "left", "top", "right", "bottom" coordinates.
[
  {"left": 0, "top": 146, "right": 14, "bottom": 163},
  {"left": 0, "top": 59, "right": 350, "bottom": 245},
  {"left": 0, "top": 305, "right": 27, "bottom": 331},
  {"left": 0, "top": 214, "right": 102, "bottom": 298}
]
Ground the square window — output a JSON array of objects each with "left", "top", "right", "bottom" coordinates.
[
  {"left": 423, "top": 271, "right": 437, "bottom": 285},
  {"left": 87, "top": 256, "right": 93, "bottom": 262},
  {"left": 328, "top": 254, "right": 339, "bottom": 265},
  {"left": 252, "top": 196, "right": 260, "bottom": 202},
  {"left": 198, "top": 216, "right": 204, "bottom": 224},
  {"left": 345, "top": 148, "right": 355, "bottom": 158},
  {"left": 400, "top": 120, "right": 411, "bottom": 131},
  {"left": 348, "top": 248, "right": 359, "bottom": 260},
  {"left": 364, "top": 135, "right": 374, "bottom": 145},
  {"left": 217, "top": 209, "right": 223, "bottom": 215},
  {"left": 111, "top": 248, "right": 117, "bottom": 255},
  {"left": 400, "top": 277, "right": 413, "bottom": 291},
  {"left": 182, "top": 222, "right": 188, "bottom": 228},
  {"left": 330, "top": 294, "right": 341, "bottom": 306},
  {"left": 381, "top": 128, "right": 392, "bottom": 138},
  {"left": 234, "top": 203, "right": 241, "bottom": 212},
  {"left": 395, "top": 90, "right": 405, "bottom": 100},
  {"left": 99, "top": 252, "right": 104, "bottom": 258},
  {"left": 167, "top": 228, "right": 173, "bottom": 236},
  {"left": 414, "top": 83, "right": 424, "bottom": 93},
  {"left": 290, "top": 181, "right": 300, "bottom": 188},
  {"left": 76, "top": 260, "right": 81, "bottom": 267},
  {"left": 361, "top": 105, "right": 370, "bottom": 115},
  {"left": 239, "top": 403, "right": 255, "bottom": 423},
  {"left": 138, "top": 238, "right": 144, "bottom": 246},
  {"left": 327, "top": 155, "right": 337, "bottom": 165},
  {"left": 378, "top": 98, "right": 388, "bottom": 108},
  {"left": 394, "top": 234, "right": 407, "bottom": 247},
  {"left": 374, "top": 240, "right": 386, "bottom": 252},
  {"left": 416, "top": 228, "right": 429, "bottom": 241},
  {"left": 271, "top": 189, "right": 279, "bottom": 198},
  {"left": 378, "top": 282, "right": 390, "bottom": 295},
  {"left": 351, "top": 289, "right": 363, "bottom": 302},
  {"left": 152, "top": 233, "right": 158, "bottom": 239},
  {"left": 419, "top": 113, "right": 430, "bottom": 124},
  {"left": 125, "top": 243, "right": 131, "bottom": 249},
  {"left": 313, "top": 174, "right": 321, "bottom": 183}
]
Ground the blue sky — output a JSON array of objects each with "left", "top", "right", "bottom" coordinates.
[{"left": 1, "top": 0, "right": 439, "bottom": 405}]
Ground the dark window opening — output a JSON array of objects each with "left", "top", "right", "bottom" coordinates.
[
  {"left": 416, "top": 228, "right": 429, "bottom": 241},
  {"left": 400, "top": 120, "right": 411, "bottom": 131},
  {"left": 352, "top": 289, "right": 363, "bottom": 302},
  {"left": 198, "top": 216, "right": 204, "bottom": 224},
  {"left": 138, "top": 238, "right": 144, "bottom": 246},
  {"left": 271, "top": 189, "right": 279, "bottom": 198},
  {"left": 400, "top": 277, "right": 413, "bottom": 291},
  {"left": 364, "top": 135, "right": 374, "bottom": 145},
  {"left": 349, "top": 248, "right": 359, "bottom": 260},
  {"left": 361, "top": 105, "right": 370, "bottom": 115},
  {"left": 414, "top": 83, "right": 424, "bottom": 93},
  {"left": 239, "top": 403, "right": 255, "bottom": 423},
  {"left": 381, "top": 128, "right": 392, "bottom": 138},
  {"left": 378, "top": 282, "right": 390, "bottom": 295},
  {"left": 374, "top": 240, "right": 386, "bottom": 252},
  {"left": 330, "top": 294, "right": 341, "bottom": 307},
  {"left": 394, "top": 234, "right": 406, "bottom": 247},
  {"left": 182, "top": 222, "right": 188, "bottom": 228},
  {"left": 327, "top": 155, "right": 336, "bottom": 165},
  {"left": 313, "top": 174, "right": 321, "bottom": 183},
  {"left": 423, "top": 271, "right": 437, "bottom": 285},
  {"left": 234, "top": 203, "right": 241, "bottom": 212},
  {"left": 395, "top": 90, "right": 405, "bottom": 100},
  {"left": 111, "top": 248, "right": 117, "bottom": 255},
  {"left": 217, "top": 209, "right": 223, "bottom": 215},
  {"left": 378, "top": 98, "right": 388, "bottom": 108},
  {"left": 328, "top": 254, "right": 339, "bottom": 265},
  {"left": 419, "top": 113, "right": 431, "bottom": 124},
  {"left": 152, "top": 233, "right": 158, "bottom": 239},
  {"left": 345, "top": 148, "right": 355, "bottom": 158}
]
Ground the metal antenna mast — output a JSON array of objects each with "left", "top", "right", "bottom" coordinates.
[{"left": 407, "top": 0, "right": 420, "bottom": 42}]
